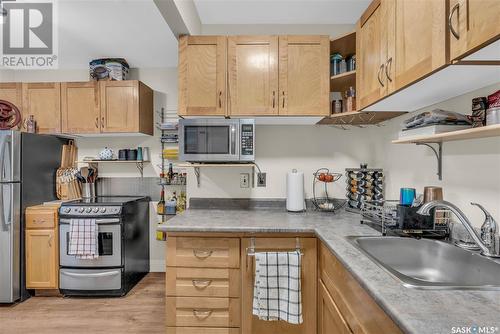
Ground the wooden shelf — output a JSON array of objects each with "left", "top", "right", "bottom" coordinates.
[
  {"left": 318, "top": 111, "right": 406, "bottom": 126},
  {"left": 76, "top": 160, "right": 149, "bottom": 177},
  {"left": 330, "top": 31, "right": 356, "bottom": 57},
  {"left": 330, "top": 70, "right": 356, "bottom": 92},
  {"left": 178, "top": 163, "right": 256, "bottom": 168},
  {"left": 392, "top": 124, "right": 500, "bottom": 144},
  {"left": 76, "top": 160, "right": 148, "bottom": 163}
]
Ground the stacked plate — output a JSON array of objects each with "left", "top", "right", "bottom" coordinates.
[{"left": 345, "top": 168, "right": 384, "bottom": 211}]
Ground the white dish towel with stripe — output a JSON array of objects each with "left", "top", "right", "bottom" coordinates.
[
  {"left": 68, "top": 218, "right": 98, "bottom": 259},
  {"left": 252, "top": 251, "right": 303, "bottom": 324}
]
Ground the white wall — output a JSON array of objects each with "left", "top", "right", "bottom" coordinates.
[
  {"left": 202, "top": 24, "right": 354, "bottom": 36},
  {"left": 376, "top": 83, "right": 500, "bottom": 227}
]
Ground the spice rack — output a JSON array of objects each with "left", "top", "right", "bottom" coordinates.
[{"left": 156, "top": 108, "right": 186, "bottom": 224}]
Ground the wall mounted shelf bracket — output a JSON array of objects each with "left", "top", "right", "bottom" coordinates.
[{"left": 415, "top": 142, "right": 443, "bottom": 181}]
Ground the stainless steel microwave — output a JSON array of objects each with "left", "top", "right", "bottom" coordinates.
[{"left": 179, "top": 119, "right": 255, "bottom": 162}]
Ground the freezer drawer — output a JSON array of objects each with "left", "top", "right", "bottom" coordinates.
[{"left": 60, "top": 268, "right": 122, "bottom": 290}]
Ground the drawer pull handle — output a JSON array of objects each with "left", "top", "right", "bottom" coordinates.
[
  {"left": 192, "top": 279, "right": 212, "bottom": 289},
  {"left": 193, "top": 309, "right": 213, "bottom": 320},
  {"left": 34, "top": 219, "right": 46, "bottom": 224},
  {"left": 193, "top": 249, "right": 213, "bottom": 259}
]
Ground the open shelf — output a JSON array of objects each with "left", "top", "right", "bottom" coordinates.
[
  {"left": 392, "top": 124, "right": 500, "bottom": 144},
  {"left": 76, "top": 160, "right": 149, "bottom": 177},
  {"left": 330, "top": 31, "right": 356, "bottom": 57},
  {"left": 318, "top": 111, "right": 406, "bottom": 126},
  {"left": 330, "top": 70, "right": 356, "bottom": 92}
]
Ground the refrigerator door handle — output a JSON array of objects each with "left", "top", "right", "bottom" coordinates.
[
  {"left": 0, "top": 135, "right": 7, "bottom": 183},
  {"left": 0, "top": 183, "right": 5, "bottom": 228}
]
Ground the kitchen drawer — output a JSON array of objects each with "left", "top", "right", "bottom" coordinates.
[
  {"left": 166, "top": 267, "right": 240, "bottom": 297},
  {"left": 166, "top": 296, "right": 240, "bottom": 328},
  {"left": 167, "top": 237, "right": 240, "bottom": 268},
  {"left": 25, "top": 209, "right": 57, "bottom": 229},
  {"left": 319, "top": 243, "right": 401, "bottom": 334},
  {"left": 166, "top": 327, "right": 240, "bottom": 334}
]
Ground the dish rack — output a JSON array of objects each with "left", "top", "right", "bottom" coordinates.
[
  {"left": 361, "top": 200, "right": 451, "bottom": 237},
  {"left": 345, "top": 167, "right": 384, "bottom": 212},
  {"left": 311, "top": 168, "right": 346, "bottom": 213}
]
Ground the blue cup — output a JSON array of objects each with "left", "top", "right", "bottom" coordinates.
[{"left": 400, "top": 188, "right": 416, "bottom": 206}]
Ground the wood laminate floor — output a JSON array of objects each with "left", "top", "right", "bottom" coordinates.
[{"left": 0, "top": 273, "right": 165, "bottom": 334}]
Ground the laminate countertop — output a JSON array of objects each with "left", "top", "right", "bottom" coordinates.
[{"left": 158, "top": 209, "right": 500, "bottom": 334}]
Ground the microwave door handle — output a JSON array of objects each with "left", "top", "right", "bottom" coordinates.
[{"left": 230, "top": 125, "right": 236, "bottom": 155}]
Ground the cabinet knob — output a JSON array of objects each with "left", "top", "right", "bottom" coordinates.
[
  {"left": 377, "top": 64, "right": 385, "bottom": 87},
  {"left": 385, "top": 57, "right": 393, "bottom": 82},
  {"left": 193, "top": 309, "right": 213, "bottom": 320},
  {"left": 193, "top": 249, "right": 213, "bottom": 259},
  {"left": 192, "top": 279, "right": 212, "bottom": 289},
  {"left": 449, "top": 3, "right": 460, "bottom": 40}
]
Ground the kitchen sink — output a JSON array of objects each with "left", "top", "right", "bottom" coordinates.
[{"left": 347, "top": 236, "right": 500, "bottom": 290}]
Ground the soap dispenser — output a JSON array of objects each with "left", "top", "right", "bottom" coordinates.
[{"left": 471, "top": 202, "right": 498, "bottom": 254}]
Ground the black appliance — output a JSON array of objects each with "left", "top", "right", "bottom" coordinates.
[{"left": 58, "top": 196, "right": 149, "bottom": 297}]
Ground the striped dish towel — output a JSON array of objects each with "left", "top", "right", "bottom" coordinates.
[
  {"left": 252, "top": 251, "right": 303, "bottom": 324},
  {"left": 68, "top": 219, "right": 98, "bottom": 259}
]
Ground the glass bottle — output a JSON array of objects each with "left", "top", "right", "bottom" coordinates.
[{"left": 157, "top": 189, "right": 165, "bottom": 215}]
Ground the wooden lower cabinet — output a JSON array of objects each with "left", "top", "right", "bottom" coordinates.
[
  {"left": 319, "top": 243, "right": 401, "bottom": 334},
  {"left": 25, "top": 205, "right": 59, "bottom": 290},
  {"left": 318, "top": 280, "right": 352, "bottom": 334},
  {"left": 241, "top": 237, "right": 317, "bottom": 334},
  {"left": 166, "top": 235, "right": 401, "bottom": 334}
]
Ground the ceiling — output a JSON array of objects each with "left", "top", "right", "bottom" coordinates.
[
  {"left": 193, "top": 0, "right": 371, "bottom": 25},
  {"left": 56, "top": 0, "right": 178, "bottom": 69}
]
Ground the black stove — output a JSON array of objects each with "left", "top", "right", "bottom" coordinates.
[{"left": 58, "top": 196, "right": 150, "bottom": 297}]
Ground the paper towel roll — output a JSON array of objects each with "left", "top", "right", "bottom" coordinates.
[{"left": 286, "top": 169, "right": 305, "bottom": 212}]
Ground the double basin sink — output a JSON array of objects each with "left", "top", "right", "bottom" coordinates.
[{"left": 348, "top": 236, "right": 500, "bottom": 290}]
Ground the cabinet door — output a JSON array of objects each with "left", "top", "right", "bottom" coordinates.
[
  {"left": 100, "top": 80, "right": 138, "bottom": 133},
  {"left": 0, "top": 83, "right": 23, "bottom": 130},
  {"left": 393, "top": 0, "right": 447, "bottom": 90},
  {"left": 26, "top": 229, "right": 58, "bottom": 289},
  {"left": 279, "top": 35, "right": 330, "bottom": 116},
  {"left": 22, "top": 82, "right": 61, "bottom": 134},
  {"left": 179, "top": 36, "right": 227, "bottom": 116},
  {"left": 61, "top": 82, "right": 100, "bottom": 134},
  {"left": 228, "top": 36, "right": 279, "bottom": 116},
  {"left": 449, "top": 0, "right": 500, "bottom": 60},
  {"left": 241, "top": 237, "right": 317, "bottom": 334},
  {"left": 357, "top": 1, "right": 387, "bottom": 110},
  {"left": 318, "top": 280, "right": 352, "bottom": 334}
]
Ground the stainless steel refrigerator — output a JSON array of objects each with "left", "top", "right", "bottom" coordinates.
[{"left": 0, "top": 131, "right": 66, "bottom": 303}]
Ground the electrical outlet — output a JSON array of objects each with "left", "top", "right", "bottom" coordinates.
[
  {"left": 240, "top": 173, "right": 250, "bottom": 188},
  {"left": 257, "top": 172, "right": 266, "bottom": 187}
]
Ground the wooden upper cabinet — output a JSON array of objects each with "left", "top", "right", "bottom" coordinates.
[
  {"left": 449, "top": 0, "right": 500, "bottom": 61},
  {"left": 357, "top": 0, "right": 388, "bottom": 110},
  {"left": 178, "top": 35, "right": 227, "bottom": 116},
  {"left": 22, "top": 82, "right": 61, "bottom": 134},
  {"left": 392, "top": 0, "right": 447, "bottom": 90},
  {"left": 279, "top": 35, "right": 330, "bottom": 116},
  {"left": 61, "top": 82, "right": 100, "bottom": 134},
  {"left": 228, "top": 36, "right": 279, "bottom": 116},
  {"left": 99, "top": 80, "right": 153, "bottom": 135},
  {"left": 0, "top": 83, "right": 23, "bottom": 130}
]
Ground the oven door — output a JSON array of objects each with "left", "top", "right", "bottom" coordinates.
[
  {"left": 179, "top": 119, "right": 240, "bottom": 162},
  {"left": 59, "top": 219, "right": 122, "bottom": 268}
]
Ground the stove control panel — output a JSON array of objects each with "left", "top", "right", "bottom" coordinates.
[{"left": 60, "top": 206, "right": 121, "bottom": 216}]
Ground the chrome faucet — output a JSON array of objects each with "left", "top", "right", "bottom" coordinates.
[
  {"left": 471, "top": 202, "right": 498, "bottom": 255},
  {"left": 417, "top": 200, "right": 500, "bottom": 258}
]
